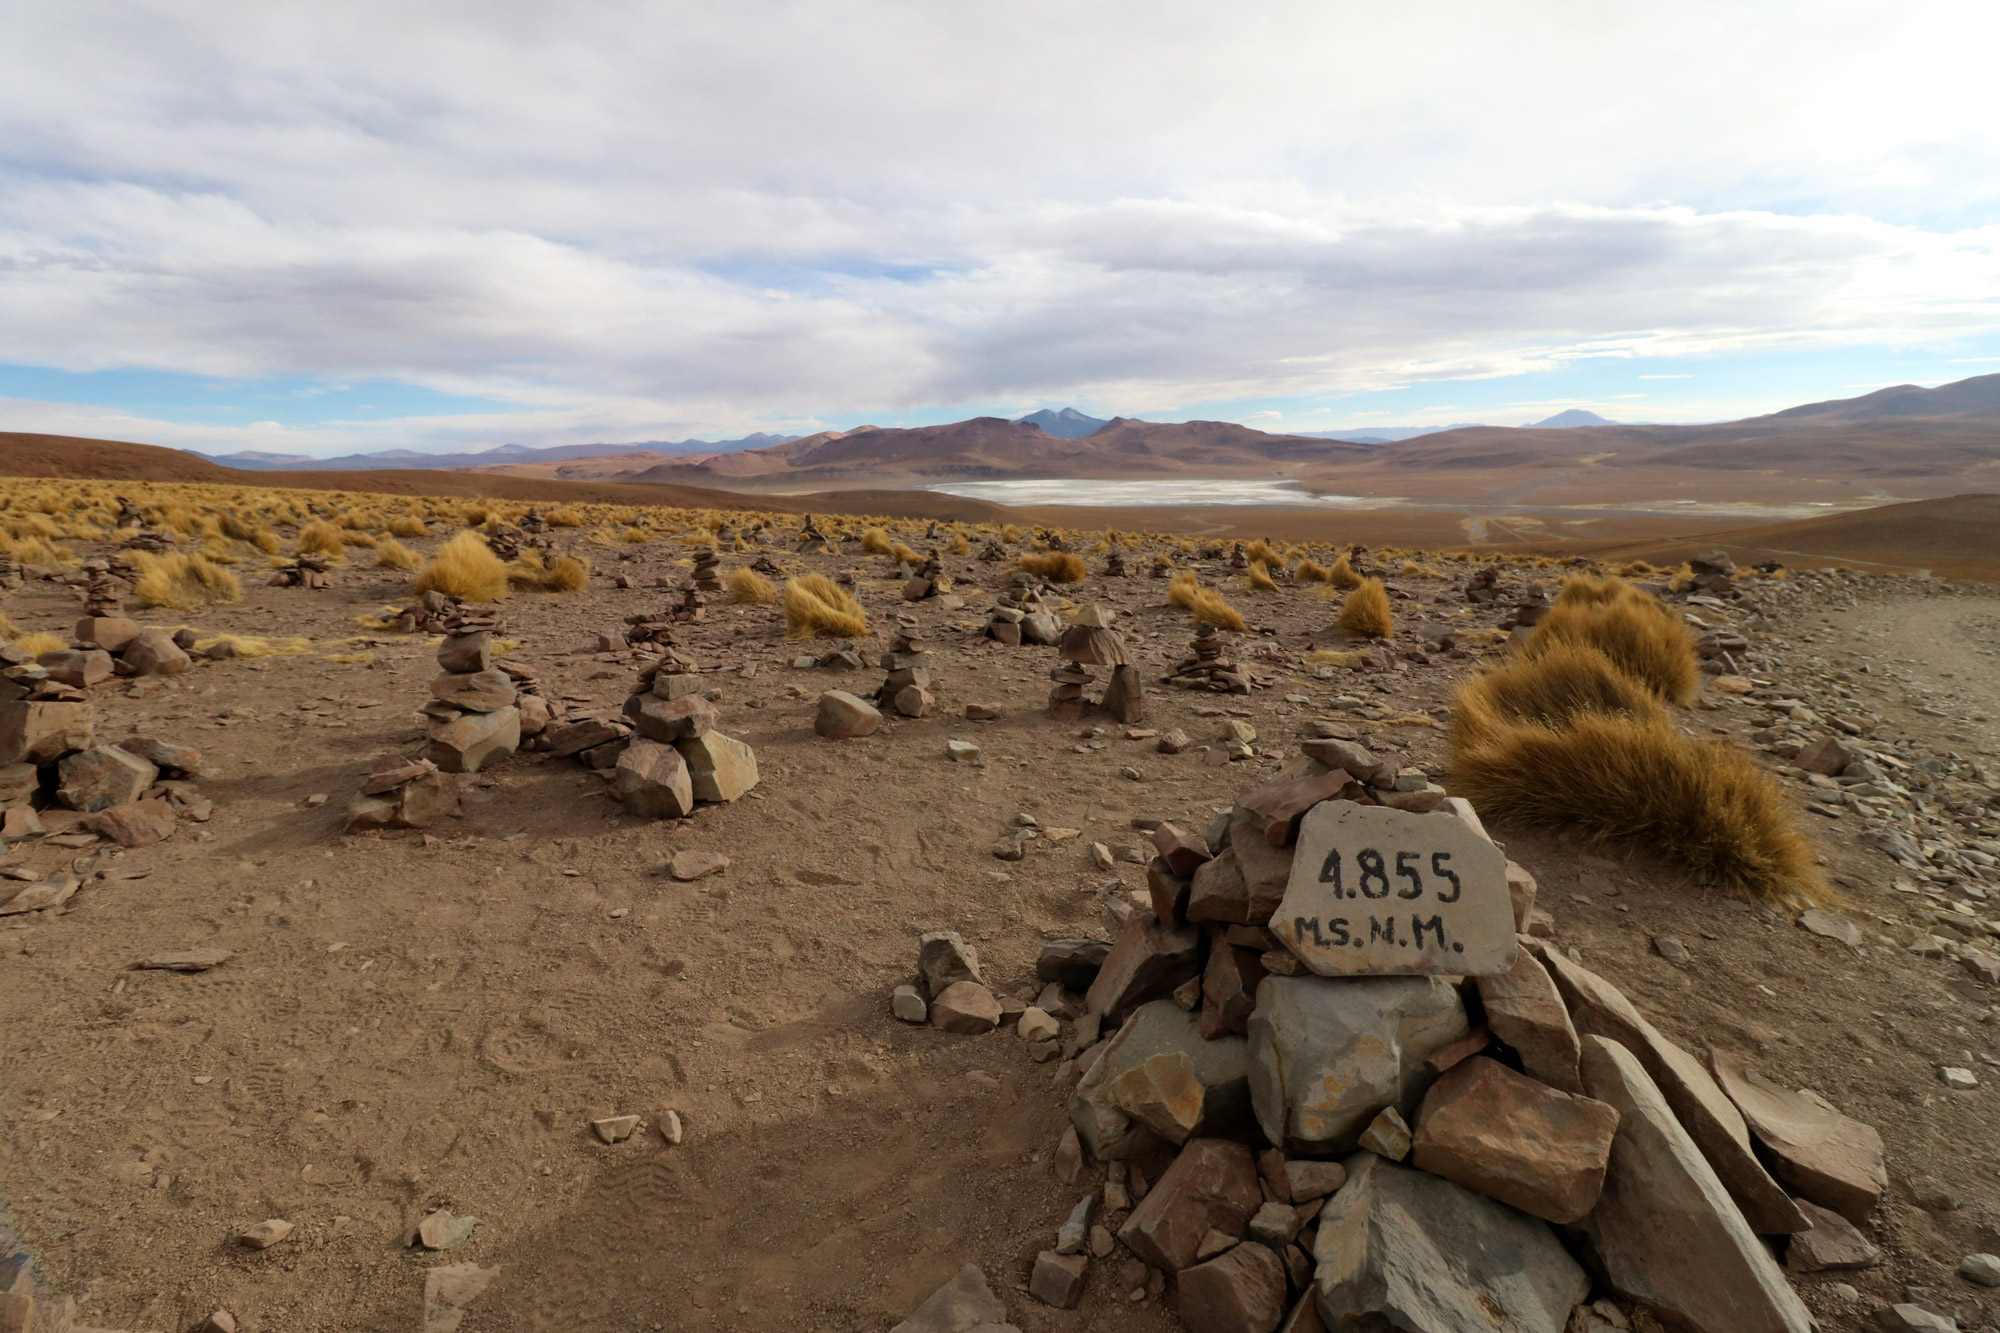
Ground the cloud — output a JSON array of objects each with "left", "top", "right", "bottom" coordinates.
[{"left": 2, "top": 1, "right": 1998, "bottom": 451}]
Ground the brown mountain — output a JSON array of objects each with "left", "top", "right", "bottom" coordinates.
[{"left": 1755, "top": 372, "right": 2000, "bottom": 423}]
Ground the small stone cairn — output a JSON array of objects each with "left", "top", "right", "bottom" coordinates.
[
  {"left": 691, "top": 544, "right": 724, "bottom": 594},
  {"left": 750, "top": 553, "right": 783, "bottom": 576},
  {"left": 346, "top": 754, "right": 458, "bottom": 832},
  {"left": 423, "top": 609, "right": 521, "bottom": 774},
  {"left": 1102, "top": 546, "right": 1128, "bottom": 578},
  {"left": 1050, "top": 605, "right": 1142, "bottom": 724},
  {"left": 985, "top": 574, "right": 1060, "bottom": 647},
  {"left": 1465, "top": 565, "right": 1505, "bottom": 604},
  {"left": 796, "top": 515, "right": 837, "bottom": 554},
  {"left": 875, "top": 617, "right": 934, "bottom": 718},
  {"left": 978, "top": 538, "right": 1008, "bottom": 562},
  {"left": 1229, "top": 542, "right": 1248, "bottom": 570},
  {"left": 607, "top": 654, "right": 760, "bottom": 818},
  {"left": 1168, "top": 622, "right": 1250, "bottom": 693},
  {"left": 267, "top": 552, "right": 333, "bottom": 589},
  {"left": 902, "top": 551, "right": 947, "bottom": 601},
  {"left": 520, "top": 507, "right": 547, "bottom": 534},
  {"left": 119, "top": 528, "right": 176, "bottom": 555},
  {"left": 1507, "top": 587, "right": 1552, "bottom": 634},
  {"left": 113, "top": 495, "right": 145, "bottom": 528}
]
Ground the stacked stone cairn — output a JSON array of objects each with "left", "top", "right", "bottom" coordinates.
[
  {"left": 1168, "top": 622, "right": 1250, "bottom": 694},
  {"left": 979, "top": 538, "right": 1008, "bottom": 562},
  {"left": 896, "top": 756, "right": 1863, "bottom": 1333},
  {"left": 1688, "top": 549, "right": 1739, "bottom": 598},
  {"left": 345, "top": 754, "right": 458, "bottom": 833},
  {"left": 902, "top": 551, "right": 947, "bottom": 601},
  {"left": 1051, "top": 605, "right": 1143, "bottom": 724},
  {"left": 796, "top": 515, "right": 837, "bottom": 554},
  {"left": 0, "top": 657, "right": 204, "bottom": 856},
  {"left": 750, "top": 553, "right": 783, "bottom": 576},
  {"left": 1103, "top": 545, "right": 1128, "bottom": 577},
  {"left": 691, "top": 544, "right": 724, "bottom": 594},
  {"left": 874, "top": 617, "right": 934, "bottom": 718},
  {"left": 119, "top": 528, "right": 176, "bottom": 555},
  {"left": 267, "top": 553, "right": 333, "bottom": 589},
  {"left": 113, "top": 495, "right": 145, "bottom": 528},
  {"left": 985, "top": 574, "right": 1061, "bottom": 647},
  {"left": 605, "top": 654, "right": 759, "bottom": 818},
  {"left": 422, "top": 609, "right": 521, "bottom": 774},
  {"left": 57, "top": 579, "right": 196, "bottom": 680},
  {"left": 1229, "top": 542, "right": 1248, "bottom": 570},
  {"left": 520, "top": 507, "right": 547, "bottom": 534},
  {"left": 1464, "top": 565, "right": 1504, "bottom": 604},
  {"left": 484, "top": 527, "right": 523, "bottom": 561}
]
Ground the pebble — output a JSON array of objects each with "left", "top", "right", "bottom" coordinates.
[
  {"left": 1940, "top": 1066, "right": 1979, "bottom": 1090},
  {"left": 1959, "top": 1253, "right": 2000, "bottom": 1287},
  {"left": 891, "top": 984, "right": 929, "bottom": 1023},
  {"left": 592, "top": 1114, "right": 641, "bottom": 1144},
  {"left": 238, "top": 1218, "right": 293, "bottom": 1249},
  {"left": 945, "top": 739, "right": 981, "bottom": 762},
  {"left": 1652, "top": 935, "right": 1691, "bottom": 964},
  {"left": 658, "top": 1109, "right": 684, "bottom": 1146},
  {"left": 667, "top": 850, "right": 729, "bottom": 881},
  {"left": 417, "top": 1209, "right": 478, "bottom": 1250},
  {"left": 1018, "top": 1006, "right": 1060, "bottom": 1042}
]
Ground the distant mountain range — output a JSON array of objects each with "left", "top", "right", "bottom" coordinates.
[
  {"left": 1016, "top": 407, "right": 1109, "bottom": 438},
  {"left": 187, "top": 433, "right": 800, "bottom": 471}
]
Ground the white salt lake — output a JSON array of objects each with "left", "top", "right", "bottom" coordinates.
[{"left": 925, "top": 478, "right": 1364, "bottom": 507}]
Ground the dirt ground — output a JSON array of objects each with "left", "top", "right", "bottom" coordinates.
[{"left": 2, "top": 529, "right": 1998, "bottom": 1333}]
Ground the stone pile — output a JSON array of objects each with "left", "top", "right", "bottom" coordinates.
[
  {"left": 118, "top": 529, "right": 176, "bottom": 555},
  {"left": 1051, "top": 605, "right": 1143, "bottom": 724},
  {"left": 909, "top": 767, "right": 1873, "bottom": 1332},
  {"left": 622, "top": 606, "right": 681, "bottom": 648},
  {"left": 484, "top": 528, "right": 523, "bottom": 561},
  {"left": 874, "top": 618, "right": 934, "bottom": 718},
  {"left": 1506, "top": 587, "right": 1551, "bottom": 633},
  {"left": 750, "top": 553, "right": 782, "bottom": 576},
  {"left": 267, "top": 553, "right": 333, "bottom": 589},
  {"left": 520, "top": 507, "right": 547, "bottom": 533},
  {"left": 422, "top": 609, "right": 522, "bottom": 774},
  {"left": 796, "top": 516, "right": 837, "bottom": 554},
  {"left": 113, "top": 495, "right": 145, "bottom": 527},
  {"left": 902, "top": 552, "right": 946, "bottom": 601},
  {"left": 985, "top": 575, "right": 1060, "bottom": 647},
  {"left": 81, "top": 559, "right": 127, "bottom": 618},
  {"left": 1167, "top": 623, "right": 1249, "bottom": 694},
  {"left": 1103, "top": 546, "right": 1128, "bottom": 577},
  {"left": 345, "top": 753, "right": 458, "bottom": 832},
  {"left": 1688, "top": 549, "right": 1738, "bottom": 597},
  {"left": 979, "top": 538, "right": 1008, "bottom": 562},
  {"left": 1465, "top": 565, "right": 1504, "bottom": 604},
  {"left": 1229, "top": 543, "right": 1247, "bottom": 570},
  {"left": 691, "top": 544, "right": 723, "bottom": 594},
  {"left": 0, "top": 675, "right": 203, "bottom": 853},
  {"left": 606, "top": 654, "right": 760, "bottom": 817}
]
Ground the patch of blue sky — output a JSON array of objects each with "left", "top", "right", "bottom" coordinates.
[
  {"left": 693, "top": 255, "right": 966, "bottom": 293},
  {"left": 0, "top": 363, "right": 510, "bottom": 428}
]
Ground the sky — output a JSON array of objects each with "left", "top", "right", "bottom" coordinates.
[{"left": 3, "top": 1, "right": 1999, "bottom": 458}]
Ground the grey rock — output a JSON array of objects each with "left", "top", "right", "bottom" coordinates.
[
  {"left": 1870, "top": 1306, "right": 1956, "bottom": 1332},
  {"left": 1312, "top": 1153, "right": 1587, "bottom": 1333},
  {"left": 1247, "top": 974, "right": 1468, "bottom": 1156},
  {"left": 888, "top": 1263, "right": 1018, "bottom": 1333},
  {"left": 918, "top": 930, "right": 983, "bottom": 998},
  {"left": 1959, "top": 1253, "right": 2000, "bottom": 1287},
  {"left": 1070, "top": 1000, "right": 1252, "bottom": 1159},
  {"left": 1056, "top": 1195, "right": 1095, "bottom": 1255},
  {"left": 1036, "top": 938, "right": 1110, "bottom": 991}
]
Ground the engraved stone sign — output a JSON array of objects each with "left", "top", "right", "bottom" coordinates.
[{"left": 1273, "top": 801, "right": 1515, "bottom": 976}]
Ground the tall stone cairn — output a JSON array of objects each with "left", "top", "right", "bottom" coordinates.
[
  {"left": 423, "top": 608, "right": 521, "bottom": 774},
  {"left": 876, "top": 617, "right": 934, "bottom": 718},
  {"left": 1169, "top": 622, "right": 1250, "bottom": 693}
]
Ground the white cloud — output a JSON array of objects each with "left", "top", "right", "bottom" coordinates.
[{"left": 2, "top": 0, "right": 1998, "bottom": 452}]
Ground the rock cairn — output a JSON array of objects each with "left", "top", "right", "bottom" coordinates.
[
  {"left": 1507, "top": 587, "right": 1551, "bottom": 633},
  {"left": 750, "top": 553, "right": 782, "bottom": 576},
  {"left": 607, "top": 654, "right": 760, "bottom": 817},
  {"left": 520, "top": 507, "right": 547, "bottom": 534},
  {"left": 1465, "top": 565, "right": 1504, "bottom": 604},
  {"left": 1688, "top": 549, "right": 1739, "bottom": 598},
  {"left": 898, "top": 766, "right": 1862, "bottom": 1333},
  {"left": 985, "top": 574, "right": 1060, "bottom": 647},
  {"left": 0, "top": 552, "right": 20, "bottom": 589},
  {"left": 1167, "top": 622, "right": 1249, "bottom": 693},
  {"left": 423, "top": 609, "right": 521, "bottom": 774},
  {"left": 796, "top": 515, "right": 837, "bottom": 554},
  {"left": 80, "top": 559, "right": 127, "bottom": 619},
  {"left": 119, "top": 529, "right": 176, "bottom": 555},
  {"left": 902, "top": 551, "right": 946, "bottom": 601},
  {"left": 484, "top": 528, "right": 522, "bottom": 561},
  {"left": 268, "top": 553, "right": 333, "bottom": 589},
  {"left": 875, "top": 617, "right": 934, "bottom": 718},
  {"left": 113, "top": 495, "right": 145, "bottom": 528},
  {"left": 1103, "top": 546, "right": 1128, "bottom": 577},
  {"left": 346, "top": 754, "right": 458, "bottom": 832},
  {"left": 691, "top": 544, "right": 723, "bottom": 594},
  {"left": 1051, "top": 605, "right": 1142, "bottom": 724},
  {"left": 1229, "top": 542, "right": 1248, "bottom": 569},
  {"left": 979, "top": 538, "right": 1008, "bottom": 562}
]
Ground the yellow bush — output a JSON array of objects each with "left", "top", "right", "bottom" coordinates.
[
  {"left": 1246, "top": 560, "right": 1279, "bottom": 593},
  {"left": 1001, "top": 524, "right": 1023, "bottom": 543},
  {"left": 1526, "top": 592, "right": 1699, "bottom": 704},
  {"left": 728, "top": 567, "right": 778, "bottom": 605},
  {"left": 15, "top": 631, "right": 66, "bottom": 657},
  {"left": 507, "top": 551, "right": 591, "bottom": 593},
  {"left": 132, "top": 552, "right": 242, "bottom": 610},
  {"left": 1450, "top": 712, "right": 1827, "bottom": 904},
  {"left": 297, "top": 519, "right": 346, "bottom": 558},
  {"left": 1245, "top": 539, "right": 1282, "bottom": 568},
  {"left": 545, "top": 506, "right": 585, "bottom": 528},
  {"left": 1557, "top": 574, "right": 1635, "bottom": 607},
  {"left": 414, "top": 531, "right": 511, "bottom": 603},
  {"left": 388, "top": 514, "right": 428, "bottom": 538},
  {"left": 1336, "top": 578, "right": 1393, "bottom": 639},
  {"left": 375, "top": 538, "right": 423, "bottom": 571},
  {"left": 1450, "top": 642, "right": 1668, "bottom": 753},
  {"left": 782, "top": 574, "right": 868, "bottom": 638},
  {"left": 1327, "top": 554, "right": 1362, "bottom": 589},
  {"left": 861, "top": 527, "right": 894, "bottom": 555},
  {"left": 1297, "top": 557, "right": 1331, "bottom": 583},
  {"left": 1167, "top": 571, "right": 1247, "bottom": 631},
  {"left": 1017, "top": 551, "right": 1087, "bottom": 583},
  {"left": 951, "top": 532, "right": 969, "bottom": 555}
]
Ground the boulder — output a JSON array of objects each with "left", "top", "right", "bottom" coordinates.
[
  {"left": 1794, "top": 736, "right": 1852, "bottom": 776},
  {"left": 1070, "top": 1000, "right": 1252, "bottom": 1159},
  {"left": 1118, "top": 1138, "right": 1263, "bottom": 1275},
  {"left": 116, "top": 736, "right": 208, "bottom": 778},
  {"left": 1711, "top": 1048, "right": 1886, "bottom": 1225},
  {"left": 931, "top": 981, "right": 1001, "bottom": 1034},
  {"left": 1247, "top": 974, "right": 1468, "bottom": 1156},
  {"left": 37, "top": 648, "right": 113, "bottom": 689},
  {"left": 1534, "top": 945, "right": 1808, "bottom": 1234},
  {"left": 1101, "top": 665, "right": 1145, "bottom": 724},
  {"left": 55, "top": 745, "right": 158, "bottom": 812},
  {"left": 346, "top": 769, "right": 457, "bottom": 831},
  {"left": 1410, "top": 1056, "right": 1618, "bottom": 1224},
  {"left": 1226, "top": 805, "right": 1297, "bottom": 926},
  {"left": 1152, "top": 821, "right": 1213, "bottom": 877},
  {"left": 1474, "top": 947, "right": 1582, "bottom": 1093},
  {"left": 0, "top": 761, "right": 36, "bottom": 806},
  {"left": 674, "top": 730, "right": 759, "bottom": 802},
  {"left": 1178, "top": 1241, "right": 1288, "bottom": 1333},
  {"left": 814, "top": 689, "right": 883, "bottom": 739},
  {"left": 74, "top": 615, "right": 141, "bottom": 652},
  {"left": 1148, "top": 856, "right": 1194, "bottom": 923},
  {"left": 623, "top": 691, "right": 717, "bottom": 743},
  {"left": 122, "top": 627, "right": 191, "bottom": 676},
  {"left": 87, "top": 799, "right": 176, "bottom": 847},
  {"left": 431, "top": 668, "right": 517, "bottom": 713},
  {"left": 1785, "top": 1200, "right": 1881, "bottom": 1272},
  {"left": 426, "top": 706, "right": 521, "bottom": 774},
  {"left": 1312, "top": 1153, "right": 1588, "bottom": 1333},
  {"left": 543, "top": 717, "right": 626, "bottom": 758},
  {"left": 1084, "top": 909, "right": 1203, "bottom": 1022},
  {"left": 919, "top": 930, "right": 983, "bottom": 997},
  {"left": 435, "top": 630, "right": 492, "bottom": 674},
  {"left": 1572, "top": 1036, "right": 1815, "bottom": 1333},
  {"left": 1188, "top": 849, "right": 1258, "bottom": 924},
  {"left": 0, "top": 700, "right": 93, "bottom": 765},
  {"left": 609, "top": 738, "right": 695, "bottom": 818},
  {"left": 1028, "top": 1251, "right": 1085, "bottom": 1308}
]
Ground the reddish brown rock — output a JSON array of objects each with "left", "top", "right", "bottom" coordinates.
[
  {"left": 1225, "top": 805, "right": 1295, "bottom": 923},
  {"left": 0, "top": 700, "right": 93, "bottom": 765},
  {"left": 1505, "top": 861, "right": 1538, "bottom": 932},
  {"left": 1035, "top": 938, "right": 1109, "bottom": 991},
  {"left": 1410, "top": 1056, "right": 1618, "bottom": 1224},
  {"left": 814, "top": 689, "right": 882, "bottom": 738},
  {"left": 674, "top": 730, "right": 758, "bottom": 802},
  {"left": 1235, "top": 770, "right": 1353, "bottom": 847},
  {"left": 1474, "top": 947, "right": 1582, "bottom": 1093},
  {"left": 1199, "top": 931, "right": 1267, "bottom": 1040},
  {"left": 426, "top": 706, "right": 521, "bottom": 774},
  {"left": 930, "top": 981, "right": 1001, "bottom": 1034},
  {"left": 122, "top": 627, "right": 191, "bottom": 676},
  {"left": 1794, "top": 736, "right": 1852, "bottom": 776},
  {"left": 608, "top": 737, "right": 695, "bottom": 819},
  {"left": 1178, "top": 1240, "right": 1288, "bottom": 1333},
  {"left": 543, "top": 717, "right": 626, "bottom": 758},
  {"left": 37, "top": 648, "right": 113, "bottom": 689},
  {"left": 117, "top": 736, "right": 207, "bottom": 778},
  {"left": 1118, "top": 1138, "right": 1263, "bottom": 1274},
  {"left": 1711, "top": 1049, "right": 1886, "bottom": 1225},
  {"left": 1574, "top": 1036, "right": 1814, "bottom": 1333},
  {"left": 86, "top": 799, "right": 176, "bottom": 848},
  {"left": 1535, "top": 944, "right": 1808, "bottom": 1234},
  {"left": 1085, "top": 909, "right": 1202, "bottom": 1022},
  {"left": 1187, "top": 850, "right": 1254, "bottom": 924},
  {"left": 1148, "top": 856, "right": 1193, "bottom": 923},
  {"left": 1029, "top": 1251, "right": 1087, "bottom": 1309},
  {"left": 75, "top": 615, "right": 141, "bottom": 652},
  {"left": 1785, "top": 1200, "right": 1881, "bottom": 1272},
  {"left": 430, "top": 668, "right": 517, "bottom": 712},
  {"left": 1152, "top": 821, "right": 1213, "bottom": 877},
  {"left": 624, "top": 691, "right": 717, "bottom": 743},
  {"left": 55, "top": 745, "right": 157, "bottom": 811}
]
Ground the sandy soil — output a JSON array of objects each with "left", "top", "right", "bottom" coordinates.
[{"left": 1, "top": 531, "right": 1998, "bottom": 1333}]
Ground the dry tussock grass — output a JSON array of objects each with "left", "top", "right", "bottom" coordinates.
[
  {"left": 374, "top": 539, "right": 423, "bottom": 571},
  {"left": 1557, "top": 574, "right": 1634, "bottom": 606},
  {"left": 1527, "top": 592, "right": 1699, "bottom": 704},
  {"left": 1017, "top": 551, "right": 1087, "bottom": 583},
  {"left": 1451, "top": 713, "right": 1828, "bottom": 904},
  {"left": 782, "top": 574, "right": 868, "bottom": 638},
  {"left": 728, "top": 567, "right": 778, "bottom": 605},
  {"left": 15, "top": 631, "right": 66, "bottom": 656},
  {"left": 1246, "top": 539, "right": 1282, "bottom": 567},
  {"left": 414, "top": 531, "right": 511, "bottom": 602},
  {"left": 1450, "top": 642, "right": 1667, "bottom": 752},
  {"left": 387, "top": 514, "right": 428, "bottom": 538},
  {"left": 133, "top": 552, "right": 242, "bottom": 610},
  {"left": 506, "top": 550, "right": 591, "bottom": 593},
  {"left": 296, "top": 519, "right": 346, "bottom": 558},
  {"left": 951, "top": 532, "right": 969, "bottom": 555},
  {"left": 861, "top": 527, "right": 894, "bottom": 555},
  {"left": 1336, "top": 577, "right": 1393, "bottom": 638},
  {"left": 1246, "top": 560, "right": 1279, "bottom": 593},
  {"left": 1296, "top": 557, "right": 1332, "bottom": 583},
  {"left": 1167, "top": 571, "right": 1246, "bottom": 631},
  {"left": 1327, "top": 554, "right": 1362, "bottom": 589}
]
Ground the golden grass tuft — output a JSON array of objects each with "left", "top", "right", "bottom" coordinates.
[
  {"left": 296, "top": 519, "right": 346, "bottom": 558},
  {"left": 1557, "top": 574, "right": 1635, "bottom": 606},
  {"left": 132, "top": 552, "right": 242, "bottom": 610},
  {"left": 387, "top": 513, "right": 428, "bottom": 538},
  {"left": 860, "top": 527, "right": 895, "bottom": 555},
  {"left": 782, "top": 573, "right": 868, "bottom": 638},
  {"left": 1167, "top": 571, "right": 1247, "bottom": 631},
  {"left": 1246, "top": 560, "right": 1279, "bottom": 593},
  {"left": 506, "top": 550, "right": 591, "bottom": 593},
  {"left": 1246, "top": 539, "right": 1282, "bottom": 567},
  {"left": 728, "top": 566, "right": 778, "bottom": 605},
  {"left": 414, "top": 531, "right": 511, "bottom": 603},
  {"left": 15, "top": 631, "right": 66, "bottom": 657},
  {"left": 1450, "top": 642, "right": 1668, "bottom": 753},
  {"left": 1001, "top": 524, "right": 1023, "bottom": 543},
  {"left": 1327, "top": 553, "right": 1362, "bottom": 589},
  {"left": 375, "top": 538, "right": 423, "bottom": 571},
  {"left": 1526, "top": 592, "right": 1699, "bottom": 705},
  {"left": 1450, "top": 712, "right": 1829, "bottom": 904},
  {"left": 1336, "top": 577, "right": 1393, "bottom": 639},
  {"left": 951, "top": 532, "right": 969, "bottom": 556},
  {"left": 1296, "top": 557, "right": 1331, "bottom": 583},
  {"left": 1017, "top": 551, "right": 1087, "bottom": 583}
]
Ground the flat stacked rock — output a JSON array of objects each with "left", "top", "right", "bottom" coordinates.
[
  {"left": 987, "top": 574, "right": 1059, "bottom": 647},
  {"left": 484, "top": 528, "right": 523, "bottom": 561},
  {"left": 499, "top": 660, "right": 564, "bottom": 743},
  {"left": 623, "top": 606, "right": 680, "bottom": 648},
  {"left": 267, "top": 553, "right": 333, "bottom": 589},
  {"left": 796, "top": 516, "right": 837, "bottom": 554},
  {"left": 1508, "top": 589, "right": 1552, "bottom": 632},
  {"left": 1169, "top": 622, "right": 1250, "bottom": 693},
  {"left": 1466, "top": 565, "right": 1504, "bottom": 604},
  {"left": 1051, "top": 605, "right": 1141, "bottom": 723},
  {"left": 691, "top": 544, "right": 723, "bottom": 594},
  {"left": 902, "top": 552, "right": 947, "bottom": 601},
  {"left": 979, "top": 539, "right": 1008, "bottom": 562},
  {"left": 520, "top": 508, "right": 547, "bottom": 533},
  {"left": 609, "top": 655, "right": 760, "bottom": 817},
  {"left": 113, "top": 495, "right": 145, "bottom": 528},
  {"left": 119, "top": 529, "right": 176, "bottom": 555},
  {"left": 1103, "top": 546, "right": 1128, "bottom": 577},
  {"left": 671, "top": 583, "right": 707, "bottom": 622},
  {"left": 423, "top": 610, "right": 521, "bottom": 774},
  {"left": 346, "top": 753, "right": 458, "bottom": 832},
  {"left": 750, "top": 553, "right": 782, "bottom": 575},
  {"left": 875, "top": 619, "right": 934, "bottom": 718},
  {"left": 1229, "top": 542, "right": 1248, "bottom": 569}
]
